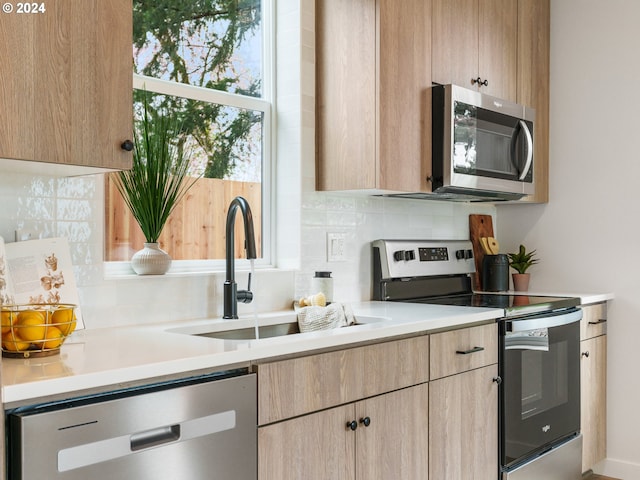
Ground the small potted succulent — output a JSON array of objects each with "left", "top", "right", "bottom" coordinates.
[{"left": 507, "top": 244, "right": 539, "bottom": 291}]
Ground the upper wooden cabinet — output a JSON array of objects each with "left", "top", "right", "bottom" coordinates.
[
  {"left": 432, "top": 0, "right": 517, "bottom": 102},
  {"left": 0, "top": 0, "right": 133, "bottom": 172},
  {"left": 316, "top": 0, "right": 431, "bottom": 192},
  {"left": 316, "top": 0, "right": 549, "bottom": 201},
  {"left": 517, "top": 0, "right": 550, "bottom": 203}
]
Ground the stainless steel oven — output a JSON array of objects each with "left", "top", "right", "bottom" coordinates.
[
  {"left": 372, "top": 239, "right": 583, "bottom": 480},
  {"left": 500, "top": 309, "right": 582, "bottom": 479}
]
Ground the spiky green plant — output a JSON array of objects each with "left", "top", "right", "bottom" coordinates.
[
  {"left": 507, "top": 244, "right": 539, "bottom": 274},
  {"left": 111, "top": 94, "right": 199, "bottom": 243}
]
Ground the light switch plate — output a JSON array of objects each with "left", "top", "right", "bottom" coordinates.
[{"left": 327, "top": 232, "right": 347, "bottom": 262}]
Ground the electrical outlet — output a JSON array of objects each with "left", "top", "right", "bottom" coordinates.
[
  {"left": 15, "top": 229, "right": 37, "bottom": 242},
  {"left": 327, "top": 232, "right": 347, "bottom": 262}
]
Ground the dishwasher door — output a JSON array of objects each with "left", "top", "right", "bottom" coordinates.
[{"left": 7, "top": 372, "right": 256, "bottom": 480}]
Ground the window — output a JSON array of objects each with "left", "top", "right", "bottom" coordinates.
[{"left": 105, "top": 0, "right": 272, "bottom": 269}]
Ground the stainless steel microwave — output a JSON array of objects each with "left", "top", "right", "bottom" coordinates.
[{"left": 430, "top": 84, "right": 535, "bottom": 201}]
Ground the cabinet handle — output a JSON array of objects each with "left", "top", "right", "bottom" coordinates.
[
  {"left": 493, "top": 376, "right": 502, "bottom": 385},
  {"left": 472, "top": 77, "right": 488, "bottom": 87},
  {"left": 120, "top": 139, "right": 134, "bottom": 151},
  {"left": 582, "top": 351, "right": 590, "bottom": 358},
  {"left": 359, "top": 417, "right": 371, "bottom": 427},
  {"left": 456, "top": 346, "right": 485, "bottom": 355},
  {"left": 588, "top": 319, "right": 607, "bottom": 325},
  {"left": 346, "top": 420, "right": 358, "bottom": 431}
]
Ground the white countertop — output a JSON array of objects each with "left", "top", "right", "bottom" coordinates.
[
  {"left": 2, "top": 302, "right": 503, "bottom": 405},
  {"left": 2, "top": 292, "right": 614, "bottom": 405}
]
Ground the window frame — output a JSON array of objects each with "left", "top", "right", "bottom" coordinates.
[{"left": 105, "top": 0, "right": 275, "bottom": 276}]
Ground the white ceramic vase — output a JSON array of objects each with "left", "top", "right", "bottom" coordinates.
[{"left": 131, "top": 243, "right": 172, "bottom": 275}]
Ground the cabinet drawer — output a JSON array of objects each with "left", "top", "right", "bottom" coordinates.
[
  {"left": 430, "top": 323, "right": 497, "bottom": 380},
  {"left": 256, "top": 336, "right": 429, "bottom": 425},
  {"left": 580, "top": 303, "right": 607, "bottom": 340}
]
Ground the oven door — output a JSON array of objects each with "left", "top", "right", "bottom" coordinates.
[{"left": 500, "top": 308, "right": 582, "bottom": 470}]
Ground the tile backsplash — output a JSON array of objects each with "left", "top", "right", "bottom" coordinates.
[
  {"left": 0, "top": 171, "right": 495, "bottom": 328},
  {"left": 296, "top": 191, "right": 495, "bottom": 301}
]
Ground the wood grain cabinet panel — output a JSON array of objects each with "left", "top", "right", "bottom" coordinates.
[
  {"left": 430, "top": 323, "right": 498, "bottom": 379},
  {"left": 316, "top": 0, "right": 431, "bottom": 192},
  {"left": 0, "top": 0, "right": 132, "bottom": 170},
  {"left": 581, "top": 330, "right": 607, "bottom": 473},
  {"left": 258, "top": 404, "right": 355, "bottom": 480},
  {"left": 256, "top": 335, "right": 429, "bottom": 425},
  {"left": 517, "top": 0, "right": 550, "bottom": 203},
  {"left": 429, "top": 364, "right": 499, "bottom": 480},
  {"left": 580, "top": 302, "right": 608, "bottom": 340},
  {"left": 432, "top": 0, "right": 516, "bottom": 101},
  {"left": 258, "top": 383, "right": 429, "bottom": 480},
  {"left": 356, "top": 384, "right": 429, "bottom": 480}
]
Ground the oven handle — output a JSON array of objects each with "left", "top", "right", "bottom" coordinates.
[{"left": 508, "top": 308, "right": 582, "bottom": 332}]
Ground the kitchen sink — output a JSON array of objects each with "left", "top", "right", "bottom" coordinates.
[
  {"left": 167, "top": 313, "right": 388, "bottom": 341},
  {"left": 198, "top": 322, "right": 302, "bottom": 340}
]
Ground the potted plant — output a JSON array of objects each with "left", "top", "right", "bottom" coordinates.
[
  {"left": 507, "top": 244, "right": 539, "bottom": 291},
  {"left": 111, "top": 94, "right": 199, "bottom": 274}
]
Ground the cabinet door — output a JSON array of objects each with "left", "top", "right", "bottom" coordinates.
[
  {"left": 316, "top": 0, "right": 376, "bottom": 191},
  {"left": 432, "top": 0, "right": 478, "bottom": 90},
  {"left": 258, "top": 404, "right": 355, "bottom": 480},
  {"left": 478, "top": 0, "right": 517, "bottom": 101},
  {"left": 429, "top": 365, "right": 498, "bottom": 480},
  {"left": 581, "top": 335, "right": 607, "bottom": 473},
  {"left": 0, "top": 0, "right": 132, "bottom": 170},
  {"left": 378, "top": 0, "right": 431, "bottom": 192},
  {"left": 517, "top": 0, "right": 550, "bottom": 203},
  {"left": 356, "top": 383, "right": 429, "bottom": 480}
]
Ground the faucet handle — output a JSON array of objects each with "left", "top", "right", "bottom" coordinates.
[{"left": 237, "top": 273, "right": 253, "bottom": 304}]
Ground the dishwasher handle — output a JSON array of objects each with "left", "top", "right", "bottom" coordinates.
[
  {"left": 130, "top": 424, "right": 181, "bottom": 451},
  {"left": 58, "top": 410, "right": 237, "bottom": 472}
]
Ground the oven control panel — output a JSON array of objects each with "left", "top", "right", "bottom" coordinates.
[
  {"left": 373, "top": 239, "right": 476, "bottom": 279},
  {"left": 419, "top": 247, "right": 449, "bottom": 262}
]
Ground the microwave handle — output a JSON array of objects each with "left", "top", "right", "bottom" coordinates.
[{"left": 518, "top": 120, "right": 533, "bottom": 180}]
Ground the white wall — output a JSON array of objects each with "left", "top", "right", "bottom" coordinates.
[{"left": 497, "top": 0, "right": 640, "bottom": 476}]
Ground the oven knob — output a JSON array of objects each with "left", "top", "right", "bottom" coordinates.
[
  {"left": 465, "top": 249, "right": 474, "bottom": 259},
  {"left": 455, "top": 249, "right": 465, "bottom": 260},
  {"left": 404, "top": 250, "right": 416, "bottom": 261},
  {"left": 393, "top": 250, "right": 405, "bottom": 261}
]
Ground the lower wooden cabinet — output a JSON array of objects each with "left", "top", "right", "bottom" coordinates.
[
  {"left": 581, "top": 333, "right": 607, "bottom": 473},
  {"left": 429, "top": 365, "right": 499, "bottom": 480},
  {"left": 258, "top": 383, "right": 429, "bottom": 480}
]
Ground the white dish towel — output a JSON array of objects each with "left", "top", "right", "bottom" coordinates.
[{"left": 297, "top": 303, "right": 356, "bottom": 333}]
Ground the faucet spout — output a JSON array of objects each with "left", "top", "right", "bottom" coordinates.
[{"left": 223, "top": 196, "right": 257, "bottom": 319}]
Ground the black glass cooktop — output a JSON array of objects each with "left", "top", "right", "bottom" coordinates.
[{"left": 406, "top": 294, "right": 580, "bottom": 317}]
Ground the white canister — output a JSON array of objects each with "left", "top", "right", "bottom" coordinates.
[{"left": 311, "top": 271, "right": 333, "bottom": 303}]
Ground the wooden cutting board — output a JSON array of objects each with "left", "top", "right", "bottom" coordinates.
[{"left": 469, "top": 214, "right": 495, "bottom": 291}]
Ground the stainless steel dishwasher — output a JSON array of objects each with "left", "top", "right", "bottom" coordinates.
[{"left": 6, "top": 370, "right": 256, "bottom": 480}]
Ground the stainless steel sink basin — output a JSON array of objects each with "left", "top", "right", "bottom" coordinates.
[
  {"left": 197, "top": 322, "right": 301, "bottom": 340},
  {"left": 175, "top": 314, "right": 388, "bottom": 341}
]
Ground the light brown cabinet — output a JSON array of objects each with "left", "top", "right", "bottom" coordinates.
[
  {"left": 0, "top": 0, "right": 133, "bottom": 172},
  {"left": 256, "top": 336, "right": 431, "bottom": 480},
  {"left": 517, "top": 0, "right": 550, "bottom": 203},
  {"left": 432, "top": 0, "right": 517, "bottom": 102},
  {"left": 428, "top": 324, "right": 499, "bottom": 479},
  {"left": 258, "top": 383, "right": 429, "bottom": 480},
  {"left": 316, "top": 0, "right": 431, "bottom": 192},
  {"left": 316, "top": 0, "right": 550, "bottom": 202},
  {"left": 580, "top": 303, "right": 608, "bottom": 473}
]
